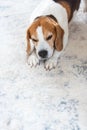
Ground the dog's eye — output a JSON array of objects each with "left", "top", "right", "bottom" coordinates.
[
  {"left": 32, "top": 38, "right": 38, "bottom": 42},
  {"left": 46, "top": 35, "right": 52, "bottom": 41}
]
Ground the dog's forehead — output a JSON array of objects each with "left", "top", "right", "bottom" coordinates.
[
  {"left": 36, "top": 26, "right": 53, "bottom": 40},
  {"left": 40, "top": 17, "right": 56, "bottom": 34},
  {"left": 29, "top": 17, "right": 55, "bottom": 36},
  {"left": 36, "top": 27, "right": 44, "bottom": 41}
]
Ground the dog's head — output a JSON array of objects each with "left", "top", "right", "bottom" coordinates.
[{"left": 26, "top": 16, "right": 64, "bottom": 60}]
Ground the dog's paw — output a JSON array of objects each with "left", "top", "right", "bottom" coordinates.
[
  {"left": 44, "top": 58, "right": 57, "bottom": 70},
  {"left": 27, "top": 54, "right": 40, "bottom": 67}
]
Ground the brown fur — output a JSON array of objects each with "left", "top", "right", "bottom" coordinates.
[
  {"left": 55, "top": 24, "right": 64, "bottom": 51},
  {"left": 26, "top": 29, "right": 31, "bottom": 55},
  {"left": 58, "top": 1, "right": 71, "bottom": 22}
]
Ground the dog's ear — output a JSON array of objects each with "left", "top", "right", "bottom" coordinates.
[
  {"left": 26, "top": 19, "right": 41, "bottom": 55},
  {"left": 26, "top": 28, "right": 30, "bottom": 55},
  {"left": 26, "top": 28, "right": 34, "bottom": 55},
  {"left": 55, "top": 24, "right": 64, "bottom": 51}
]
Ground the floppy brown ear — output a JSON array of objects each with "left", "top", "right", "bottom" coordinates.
[
  {"left": 55, "top": 25, "right": 64, "bottom": 51},
  {"left": 26, "top": 28, "right": 31, "bottom": 55},
  {"left": 26, "top": 28, "right": 34, "bottom": 56}
]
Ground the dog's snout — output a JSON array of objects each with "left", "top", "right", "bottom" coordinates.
[{"left": 38, "top": 50, "right": 48, "bottom": 58}]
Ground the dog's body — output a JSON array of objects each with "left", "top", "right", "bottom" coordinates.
[{"left": 26, "top": 0, "right": 81, "bottom": 70}]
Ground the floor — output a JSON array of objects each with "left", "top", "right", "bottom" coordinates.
[{"left": 0, "top": 0, "right": 87, "bottom": 130}]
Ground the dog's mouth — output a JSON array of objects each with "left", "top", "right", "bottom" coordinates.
[
  {"left": 38, "top": 57, "right": 49, "bottom": 61},
  {"left": 37, "top": 54, "right": 49, "bottom": 61}
]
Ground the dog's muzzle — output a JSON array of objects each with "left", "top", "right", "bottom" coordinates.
[{"left": 38, "top": 50, "right": 48, "bottom": 59}]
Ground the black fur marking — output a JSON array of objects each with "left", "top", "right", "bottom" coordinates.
[
  {"left": 46, "top": 14, "right": 58, "bottom": 23},
  {"left": 53, "top": 0, "right": 81, "bottom": 11},
  {"left": 34, "top": 15, "right": 58, "bottom": 23}
]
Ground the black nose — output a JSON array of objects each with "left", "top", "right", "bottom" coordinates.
[{"left": 38, "top": 50, "right": 48, "bottom": 58}]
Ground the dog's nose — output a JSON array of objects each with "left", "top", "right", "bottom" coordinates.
[{"left": 38, "top": 50, "right": 48, "bottom": 58}]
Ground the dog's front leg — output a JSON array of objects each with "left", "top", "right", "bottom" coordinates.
[
  {"left": 44, "top": 50, "right": 61, "bottom": 70},
  {"left": 27, "top": 51, "right": 40, "bottom": 67},
  {"left": 27, "top": 40, "right": 40, "bottom": 67}
]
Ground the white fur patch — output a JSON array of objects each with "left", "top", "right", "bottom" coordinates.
[
  {"left": 27, "top": 52, "right": 40, "bottom": 67},
  {"left": 45, "top": 50, "right": 61, "bottom": 70},
  {"left": 36, "top": 27, "right": 54, "bottom": 60}
]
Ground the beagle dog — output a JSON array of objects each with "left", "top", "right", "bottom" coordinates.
[{"left": 26, "top": 0, "right": 81, "bottom": 70}]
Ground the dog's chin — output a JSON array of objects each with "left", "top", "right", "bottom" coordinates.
[
  {"left": 37, "top": 54, "right": 53, "bottom": 61},
  {"left": 39, "top": 57, "right": 48, "bottom": 61}
]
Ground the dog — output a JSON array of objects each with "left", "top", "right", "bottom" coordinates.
[{"left": 26, "top": 0, "right": 81, "bottom": 70}]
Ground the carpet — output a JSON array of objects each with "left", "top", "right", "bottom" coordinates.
[{"left": 0, "top": 0, "right": 87, "bottom": 130}]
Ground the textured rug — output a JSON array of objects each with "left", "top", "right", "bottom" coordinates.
[{"left": 0, "top": 0, "right": 87, "bottom": 130}]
